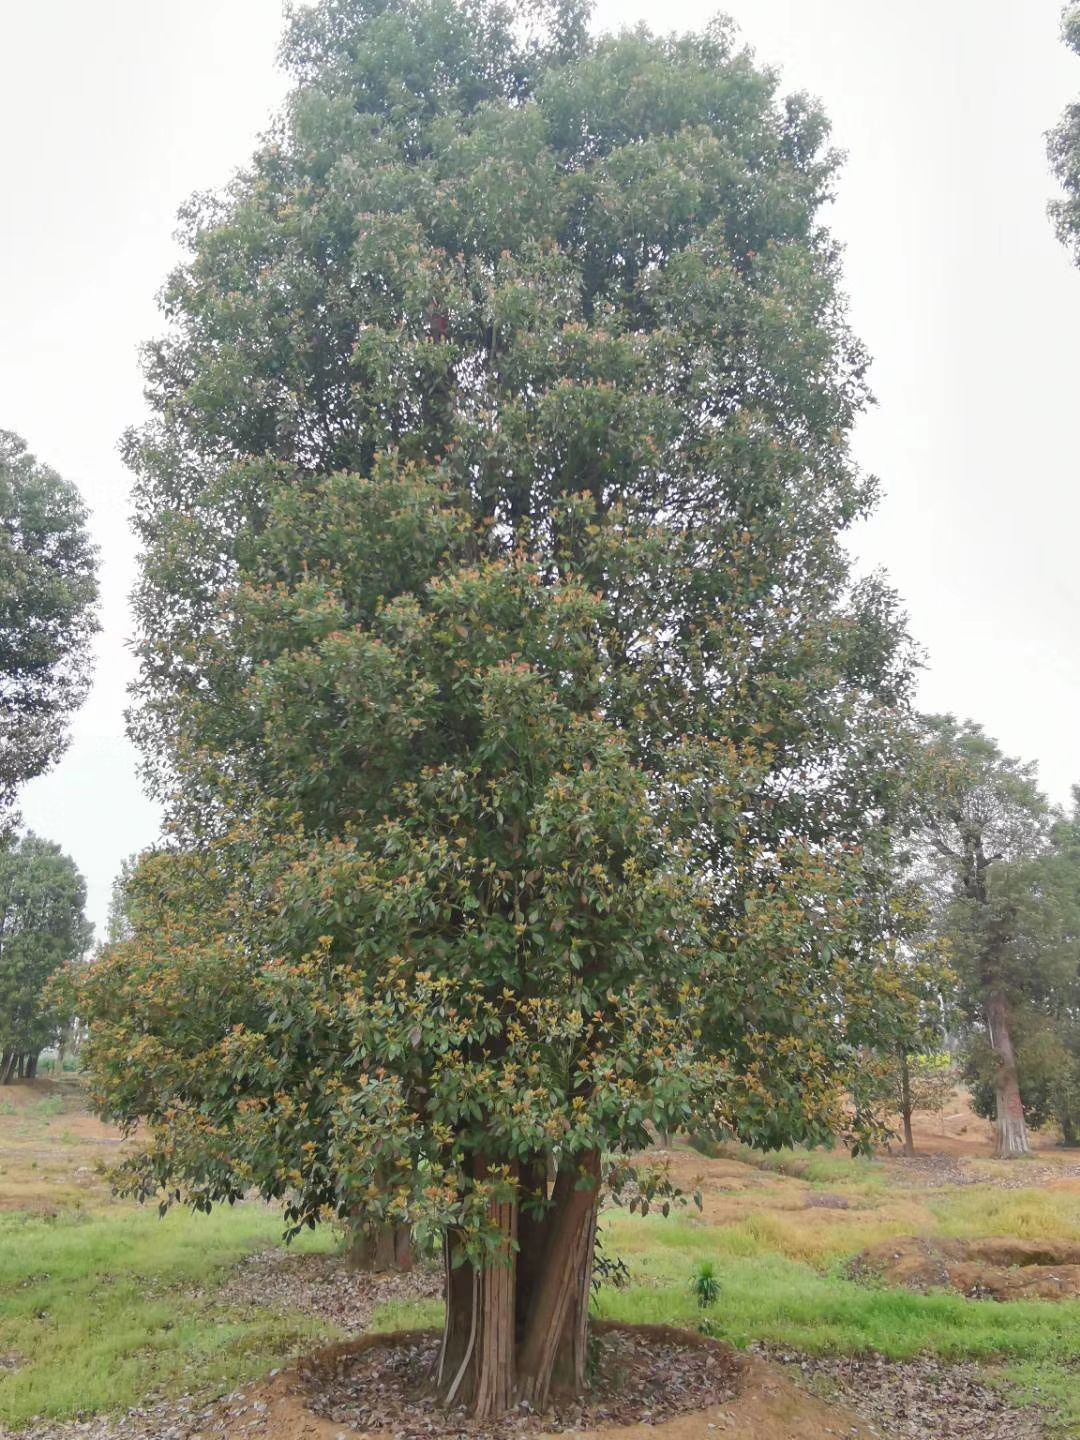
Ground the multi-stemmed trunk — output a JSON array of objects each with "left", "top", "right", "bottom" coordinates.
[
  {"left": 434, "top": 1148, "right": 601, "bottom": 1421},
  {"left": 986, "top": 990, "right": 1029, "bottom": 1158}
]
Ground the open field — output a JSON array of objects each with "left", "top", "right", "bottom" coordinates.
[{"left": 1, "top": 1082, "right": 1079, "bottom": 1438}]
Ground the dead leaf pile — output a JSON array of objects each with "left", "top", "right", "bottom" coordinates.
[
  {"left": 761, "top": 1349, "right": 1047, "bottom": 1439},
  {"left": 303, "top": 1326, "right": 743, "bottom": 1440}
]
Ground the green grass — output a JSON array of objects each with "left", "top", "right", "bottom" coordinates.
[
  {"left": 0, "top": 1206, "right": 340, "bottom": 1427},
  {"left": 928, "top": 1185, "right": 1080, "bottom": 1240}
]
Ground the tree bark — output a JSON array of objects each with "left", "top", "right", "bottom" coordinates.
[
  {"left": 1061, "top": 1110, "right": 1078, "bottom": 1148},
  {"left": 25, "top": 1052, "right": 38, "bottom": 1081},
  {"left": 0, "top": 1050, "right": 15, "bottom": 1085},
  {"left": 435, "top": 1162, "right": 518, "bottom": 1420},
  {"left": 347, "top": 1222, "right": 413, "bottom": 1272},
  {"left": 516, "top": 1148, "right": 601, "bottom": 1410},
  {"left": 986, "top": 990, "right": 1030, "bottom": 1158},
  {"left": 435, "top": 1151, "right": 601, "bottom": 1418},
  {"left": 899, "top": 1049, "right": 915, "bottom": 1156}
]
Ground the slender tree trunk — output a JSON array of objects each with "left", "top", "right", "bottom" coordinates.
[
  {"left": 15, "top": 1054, "right": 24, "bottom": 1080},
  {"left": 986, "top": 990, "right": 1030, "bottom": 1158},
  {"left": 0, "top": 1050, "right": 15, "bottom": 1085},
  {"left": 1061, "top": 1110, "right": 1078, "bottom": 1148},
  {"left": 25, "top": 1052, "right": 38, "bottom": 1081},
  {"left": 899, "top": 1049, "right": 915, "bottom": 1156}
]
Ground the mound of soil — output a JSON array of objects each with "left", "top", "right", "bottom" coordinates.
[
  {"left": 298, "top": 1324, "right": 744, "bottom": 1439},
  {"left": 852, "top": 1236, "right": 1080, "bottom": 1300}
]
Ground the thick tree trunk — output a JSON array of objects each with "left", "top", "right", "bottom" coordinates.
[
  {"left": 436, "top": 1151, "right": 600, "bottom": 1419},
  {"left": 516, "top": 1148, "right": 601, "bottom": 1411},
  {"left": 348, "top": 1222, "right": 413, "bottom": 1272},
  {"left": 550, "top": 1187, "right": 597, "bottom": 1396},
  {"left": 986, "top": 991, "right": 1030, "bottom": 1158},
  {"left": 899, "top": 1049, "right": 915, "bottom": 1157},
  {"left": 435, "top": 1164, "right": 518, "bottom": 1420},
  {"left": 24, "top": 1053, "right": 38, "bottom": 1081}
]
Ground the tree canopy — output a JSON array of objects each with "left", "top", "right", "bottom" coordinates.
[
  {"left": 0, "top": 833, "right": 90, "bottom": 1084},
  {"left": 0, "top": 430, "right": 98, "bottom": 828},
  {"left": 915, "top": 716, "right": 1076, "bottom": 1156},
  {"left": 1049, "top": 3, "right": 1080, "bottom": 261},
  {"left": 84, "top": 0, "right": 923, "bottom": 1415}
]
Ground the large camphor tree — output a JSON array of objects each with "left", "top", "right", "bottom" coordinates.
[
  {"left": 0, "top": 432, "right": 98, "bottom": 828},
  {"left": 83, "top": 0, "right": 921, "bottom": 1415}
]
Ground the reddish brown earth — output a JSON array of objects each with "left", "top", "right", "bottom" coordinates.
[{"left": 853, "top": 1236, "right": 1080, "bottom": 1300}]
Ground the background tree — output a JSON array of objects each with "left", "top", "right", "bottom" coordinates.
[
  {"left": 0, "top": 834, "right": 91, "bottom": 1084},
  {"left": 0, "top": 431, "right": 98, "bottom": 829},
  {"left": 964, "top": 792, "right": 1080, "bottom": 1146},
  {"left": 1049, "top": 2, "right": 1080, "bottom": 261},
  {"left": 918, "top": 717, "right": 1062, "bottom": 1158},
  {"left": 85, "top": 0, "right": 919, "bottom": 1416}
]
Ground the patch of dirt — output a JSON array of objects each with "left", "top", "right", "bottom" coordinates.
[
  {"left": 220, "top": 1248, "right": 442, "bottom": 1332},
  {"left": 763, "top": 1349, "right": 1048, "bottom": 1440},
  {"left": 0, "top": 1078, "right": 125, "bottom": 1210},
  {"left": 852, "top": 1236, "right": 1080, "bottom": 1300}
]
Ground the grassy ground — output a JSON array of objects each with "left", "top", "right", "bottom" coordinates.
[{"left": 1, "top": 1080, "right": 1079, "bottom": 1433}]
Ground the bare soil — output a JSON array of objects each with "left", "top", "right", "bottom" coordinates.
[
  {"left": 852, "top": 1235, "right": 1080, "bottom": 1300},
  {"left": 0, "top": 1077, "right": 125, "bottom": 1211}
]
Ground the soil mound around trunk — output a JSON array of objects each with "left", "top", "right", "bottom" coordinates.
[
  {"left": 295, "top": 1323, "right": 744, "bottom": 1438},
  {"left": 852, "top": 1236, "right": 1080, "bottom": 1300}
]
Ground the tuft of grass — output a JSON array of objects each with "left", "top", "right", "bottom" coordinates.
[
  {"left": 0, "top": 1206, "right": 339, "bottom": 1426},
  {"left": 34, "top": 1097, "right": 64, "bottom": 1119},
  {"left": 690, "top": 1259, "right": 720, "bottom": 1308}
]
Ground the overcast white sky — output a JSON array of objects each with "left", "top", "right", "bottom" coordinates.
[{"left": 4, "top": 0, "right": 1079, "bottom": 938}]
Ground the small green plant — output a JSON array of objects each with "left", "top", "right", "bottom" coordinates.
[
  {"left": 690, "top": 1259, "right": 721, "bottom": 1309},
  {"left": 35, "top": 1097, "right": 63, "bottom": 1118},
  {"left": 0, "top": 1100, "right": 15, "bottom": 1117}
]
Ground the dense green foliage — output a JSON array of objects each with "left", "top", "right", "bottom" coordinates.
[
  {"left": 0, "top": 834, "right": 90, "bottom": 1081},
  {"left": 84, "top": 0, "right": 924, "bottom": 1410},
  {"left": 0, "top": 432, "right": 98, "bottom": 826},
  {"left": 1049, "top": 3, "right": 1080, "bottom": 261}
]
